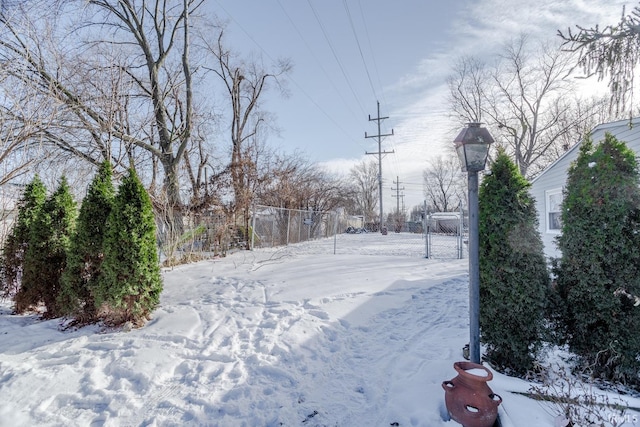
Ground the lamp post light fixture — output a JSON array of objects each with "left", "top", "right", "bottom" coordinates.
[{"left": 453, "top": 122, "right": 494, "bottom": 364}]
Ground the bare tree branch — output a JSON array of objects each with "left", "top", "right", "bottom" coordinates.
[
  {"left": 448, "top": 34, "right": 613, "bottom": 179},
  {"left": 558, "top": 4, "right": 640, "bottom": 115}
]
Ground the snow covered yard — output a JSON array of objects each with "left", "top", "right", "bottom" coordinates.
[{"left": 1, "top": 233, "right": 639, "bottom": 426}]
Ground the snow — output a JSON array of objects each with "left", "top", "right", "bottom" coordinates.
[
  {"left": 1, "top": 233, "right": 639, "bottom": 426},
  {"left": 465, "top": 368, "right": 489, "bottom": 378}
]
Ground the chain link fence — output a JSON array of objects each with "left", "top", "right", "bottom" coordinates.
[
  {"left": 251, "top": 205, "right": 340, "bottom": 249},
  {"left": 251, "top": 206, "right": 468, "bottom": 259},
  {"left": 157, "top": 205, "right": 468, "bottom": 262}
]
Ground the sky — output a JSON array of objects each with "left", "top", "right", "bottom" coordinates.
[
  {"left": 2, "top": 233, "right": 639, "bottom": 426},
  {"left": 207, "top": 0, "right": 629, "bottom": 211}
]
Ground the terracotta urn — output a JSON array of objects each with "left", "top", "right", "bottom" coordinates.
[{"left": 442, "top": 361, "right": 502, "bottom": 427}]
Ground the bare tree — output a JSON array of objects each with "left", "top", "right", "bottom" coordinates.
[
  {"left": 533, "top": 95, "right": 611, "bottom": 169},
  {"left": 85, "top": 0, "right": 205, "bottom": 232},
  {"left": 0, "top": 0, "right": 303, "bottom": 260},
  {"left": 447, "top": 56, "right": 489, "bottom": 123},
  {"left": 255, "top": 152, "right": 346, "bottom": 241},
  {"left": 447, "top": 35, "right": 611, "bottom": 179},
  {"left": 0, "top": 0, "right": 206, "bottom": 234},
  {"left": 259, "top": 155, "right": 313, "bottom": 208},
  {"left": 204, "top": 31, "right": 291, "bottom": 247},
  {"left": 258, "top": 154, "right": 346, "bottom": 211},
  {"left": 423, "top": 155, "right": 465, "bottom": 213},
  {"left": 0, "top": 81, "right": 48, "bottom": 186},
  {"left": 348, "top": 160, "right": 379, "bottom": 225}
]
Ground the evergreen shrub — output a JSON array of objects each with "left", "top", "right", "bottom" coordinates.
[
  {"left": 479, "top": 149, "right": 549, "bottom": 376},
  {"left": 15, "top": 177, "right": 77, "bottom": 317},
  {"left": 58, "top": 161, "right": 115, "bottom": 323},
  {"left": 96, "top": 168, "right": 162, "bottom": 326},
  {"left": 554, "top": 133, "right": 640, "bottom": 387},
  {"left": 0, "top": 176, "right": 46, "bottom": 298}
]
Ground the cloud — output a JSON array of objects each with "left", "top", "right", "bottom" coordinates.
[
  {"left": 318, "top": 157, "right": 361, "bottom": 176},
  {"left": 378, "top": 0, "right": 628, "bottom": 211},
  {"left": 316, "top": 0, "right": 627, "bottom": 212},
  {"left": 454, "top": 0, "right": 627, "bottom": 52}
]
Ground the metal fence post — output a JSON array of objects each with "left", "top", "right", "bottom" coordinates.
[
  {"left": 424, "top": 211, "right": 430, "bottom": 258},
  {"left": 251, "top": 204, "right": 256, "bottom": 250},
  {"left": 271, "top": 214, "right": 276, "bottom": 247},
  {"left": 286, "top": 209, "right": 291, "bottom": 245},
  {"left": 458, "top": 205, "right": 463, "bottom": 259},
  {"left": 333, "top": 211, "right": 338, "bottom": 255}
]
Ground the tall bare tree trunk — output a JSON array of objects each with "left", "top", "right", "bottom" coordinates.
[{"left": 207, "top": 31, "right": 291, "bottom": 249}]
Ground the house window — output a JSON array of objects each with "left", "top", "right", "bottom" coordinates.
[{"left": 546, "top": 189, "right": 563, "bottom": 233}]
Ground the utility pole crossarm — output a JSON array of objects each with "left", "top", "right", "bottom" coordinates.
[
  {"left": 365, "top": 129, "right": 394, "bottom": 139},
  {"left": 365, "top": 149, "right": 394, "bottom": 155}
]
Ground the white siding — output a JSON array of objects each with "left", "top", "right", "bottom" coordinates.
[
  {"left": 530, "top": 145, "right": 579, "bottom": 260},
  {"left": 530, "top": 118, "right": 640, "bottom": 260}
]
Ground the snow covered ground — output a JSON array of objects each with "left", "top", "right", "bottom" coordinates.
[{"left": 1, "top": 233, "right": 639, "bottom": 426}]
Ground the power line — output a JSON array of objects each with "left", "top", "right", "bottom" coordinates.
[
  {"left": 213, "top": 0, "right": 363, "bottom": 149},
  {"left": 357, "top": 0, "right": 386, "bottom": 107},
  {"left": 342, "top": 0, "right": 377, "bottom": 101},
  {"left": 306, "top": 0, "right": 367, "bottom": 118},
  {"left": 276, "top": 0, "right": 363, "bottom": 128}
]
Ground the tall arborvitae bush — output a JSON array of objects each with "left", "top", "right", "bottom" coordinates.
[
  {"left": 58, "top": 161, "right": 115, "bottom": 323},
  {"left": 0, "top": 176, "right": 47, "bottom": 298},
  {"left": 15, "top": 177, "right": 77, "bottom": 317},
  {"left": 479, "top": 149, "right": 549, "bottom": 376},
  {"left": 554, "top": 133, "right": 640, "bottom": 387},
  {"left": 96, "top": 168, "right": 162, "bottom": 326}
]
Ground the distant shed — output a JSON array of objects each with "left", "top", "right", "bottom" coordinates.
[{"left": 427, "top": 212, "right": 462, "bottom": 234}]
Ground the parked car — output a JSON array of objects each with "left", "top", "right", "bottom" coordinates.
[{"left": 345, "top": 226, "right": 367, "bottom": 234}]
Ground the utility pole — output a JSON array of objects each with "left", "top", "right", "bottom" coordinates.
[
  {"left": 365, "top": 101, "right": 394, "bottom": 232},
  {"left": 391, "top": 176, "right": 405, "bottom": 232},
  {"left": 391, "top": 176, "right": 405, "bottom": 216}
]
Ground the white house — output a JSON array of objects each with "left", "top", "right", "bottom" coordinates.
[{"left": 530, "top": 117, "right": 640, "bottom": 260}]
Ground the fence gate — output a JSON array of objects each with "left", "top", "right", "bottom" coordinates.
[{"left": 425, "top": 212, "right": 466, "bottom": 259}]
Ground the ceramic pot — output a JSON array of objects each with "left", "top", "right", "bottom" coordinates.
[{"left": 442, "top": 361, "right": 502, "bottom": 427}]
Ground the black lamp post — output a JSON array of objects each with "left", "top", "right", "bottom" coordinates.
[{"left": 453, "top": 122, "right": 494, "bottom": 364}]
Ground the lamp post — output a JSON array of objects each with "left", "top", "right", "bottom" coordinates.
[{"left": 453, "top": 122, "right": 494, "bottom": 364}]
